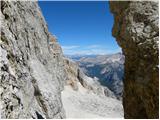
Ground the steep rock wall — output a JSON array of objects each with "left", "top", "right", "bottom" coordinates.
[
  {"left": 0, "top": 1, "right": 66, "bottom": 118},
  {"left": 110, "top": 1, "right": 159, "bottom": 119}
]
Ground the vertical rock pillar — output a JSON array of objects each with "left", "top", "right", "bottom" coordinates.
[{"left": 109, "top": 1, "right": 159, "bottom": 118}]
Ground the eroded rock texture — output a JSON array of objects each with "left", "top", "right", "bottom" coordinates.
[
  {"left": 64, "top": 58, "right": 116, "bottom": 98},
  {"left": 110, "top": 1, "right": 159, "bottom": 119},
  {"left": 0, "top": 1, "right": 66, "bottom": 118}
]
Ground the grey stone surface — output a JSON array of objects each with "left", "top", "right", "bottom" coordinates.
[
  {"left": 110, "top": 1, "right": 159, "bottom": 119},
  {"left": 0, "top": 1, "right": 66, "bottom": 118},
  {"left": 64, "top": 58, "right": 116, "bottom": 99}
]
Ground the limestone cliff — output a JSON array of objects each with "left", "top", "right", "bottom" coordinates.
[
  {"left": 110, "top": 1, "right": 159, "bottom": 119},
  {"left": 0, "top": 1, "right": 66, "bottom": 118},
  {"left": 64, "top": 58, "right": 116, "bottom": 98}
]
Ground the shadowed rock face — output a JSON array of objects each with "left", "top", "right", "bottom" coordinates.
[
  {"left": 110, "top": 1, "right": 159, "bottom": 119},
  {"left": 1, "top": 1, "right": 66, "bottom": 118}
]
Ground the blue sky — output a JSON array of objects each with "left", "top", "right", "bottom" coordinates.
[{"left": 38, "top": 1, "right": 121, "bottom": 55}]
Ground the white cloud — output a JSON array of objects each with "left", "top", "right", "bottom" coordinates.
[
  {"left": 86, "top": 45, "right": 101, "bottom": 49},
  {"left": 61, "top": 45, "right": 80, "bottom": 50},
  {"left": 71, "top": 49, "right": 108, "bottom": 55},
  {"left": 61, "top": 44, "right": 121, "bottom": 55}
]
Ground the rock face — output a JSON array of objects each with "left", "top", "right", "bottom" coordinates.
[
  {"left": 110, "top": 1, "right": 159, "bottom": 119},
  {"left": 64, "top": 58, "right": 79, "bottom": 91},
  {"left": 1, "top": 1, "right": 66, "bottom": 118},
  {"left": 64, "top": 58, "right": 116, "bottom": 98}
]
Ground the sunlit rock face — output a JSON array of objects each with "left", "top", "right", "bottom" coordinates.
[
  {"left": 64, "top": 58, "right": 116, "bottom": 98},
  {"left": 0, "top": 1, "right": 66, "bottom": 118},
  {"left": 110, "top": 1, "right": 159, "bottom": 119}
]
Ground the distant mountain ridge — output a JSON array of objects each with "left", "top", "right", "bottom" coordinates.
[
  {"left": 66, "top": 53, "right": 124, "bottom": 99},
  {"left": 66, "top": 54, "right": 97, "bottom": 61}
]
